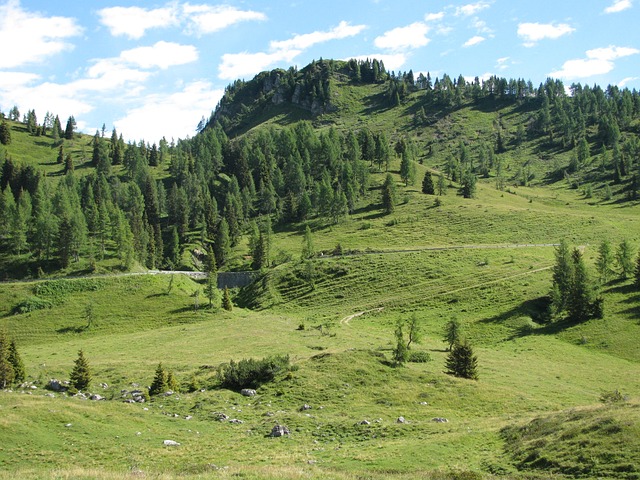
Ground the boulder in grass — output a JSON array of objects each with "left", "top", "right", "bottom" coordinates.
[
  {"left": 241, "top": 389, "right": 256, "bottom": 397},
  {"left": 163, "top": 440, "right": 180, "bottom": 446},
  {"left": 269, "top": 425, "right": 290, "bottom": 437}
]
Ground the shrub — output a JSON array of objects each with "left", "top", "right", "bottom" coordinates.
[
  {"left": 12, "top": 296, "right": 52, "bottom": 314},
  {"left": 408, "top": 351, "right": 431, "bottom": 363},
  {"left": 218, "top": 355, "right": 291, "bottom": 391},
  {"left": 600, "top": 389, "right": 626, "bottom": 404}
]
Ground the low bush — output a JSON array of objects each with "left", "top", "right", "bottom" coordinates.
[
  {"left": 12, "top": 296, "right": 52, "bottom": 314},
  {"left": 408, "top": 351, "right": 431, "bottom": 363},
  {"left": 218, "top": 355, "right": 291, "bottom": 391}
]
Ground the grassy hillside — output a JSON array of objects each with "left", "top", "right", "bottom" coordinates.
[{"left": 1, "top": 61, "right": 640, "bottom": 478}]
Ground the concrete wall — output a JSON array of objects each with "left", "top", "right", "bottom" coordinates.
[{"left": 217, "top": 271, "right": 257, "bottom": 289}]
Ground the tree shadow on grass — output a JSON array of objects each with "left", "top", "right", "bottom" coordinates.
[{"left": 57, "top": 325, "right": 88, "bottom": 334}]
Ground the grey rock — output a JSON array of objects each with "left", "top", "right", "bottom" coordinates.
[
  {"left": 397, "top": 416, "right": 406, "bottom": 424},
  {"left": 46, "top": 379, "right": 65, "bottom": 392},
  {"left": 163, "top": 440, "right": 180, "bottom": 446},
  {"left": 359, "top": 420, "right": 371, "bottom": 425},
  {"left": 229, "top": 418, "right": 244, "bottom": 424},
  {"left": 90, "top": 394, "right": 104, "bottom": 401},
  {"left": 300, "top": 404, "right": 312, "bottom": 411},
  {"left": 241, "top": 388, "right": 257, "bottom": 397},
  {"left": 432, "top": 417, "right": 449, "bottom": 423},
  {"left": 269, "top": 425, "right": 290, "bottom": 437}
]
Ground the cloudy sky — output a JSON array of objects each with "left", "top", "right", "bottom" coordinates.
[{"left": 0, "top": 0, "right": 638, "bottom": 143}]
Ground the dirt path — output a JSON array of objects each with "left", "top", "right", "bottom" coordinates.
[{"left": 340, "top": 307, "right": 385, "bottom": 326}]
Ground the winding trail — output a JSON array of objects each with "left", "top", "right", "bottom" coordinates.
[{"left": 340, "top": 307, "right": 385, "bottom": 326}]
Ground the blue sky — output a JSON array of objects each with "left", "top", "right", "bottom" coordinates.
[{"left": 0, "top": 0, "right": 638, "bottom": 143}]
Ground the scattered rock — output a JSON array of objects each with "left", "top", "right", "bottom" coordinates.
[
  {"left": 44, "top": 393, "right": 55, "bottom": 398},
  {"left": 241, "top": 389, "right": 257, "bottom": 397},
  {"left": 300, "top": 404, "right": 312, "bottom": 411},
  {"left": 123, "top": 399, "right": 135, "bottom": 404},
  {"left": 269, "top": 425, "right": 290, "bottom": 437},
  {"left": 65, "top": 423, "right": 72, "bottom": 428},
  {"left": 213, "top": 412, "right": 229, "bottom": 422},
  {"left": 419, "top": 401, "right": 428, "bottom": 405},
  {"left": 163, "top": 391, "right": 174, "bottom": 397},
  {"left": 100, "top": 383, "right": 109, "bottom": 389},
  {"left": 397, "top": 416, "right": 406, "bottom": 424},
  {"left": 90, "top": 394, "right": 104, "bottom": 401},
  {"left": 185, "top": 415, "right": 193, "bottom": 420},
  {"left": 163, "top": 440, "right": 180, "bottom": 446},
  {"left": 46, "top": 379, "right": 66, "bottom": 392},
  {"left": 229, "top": 418, "right": 244, "bottom": 424},
  {"left": 432, "top": 417, "right": 449, "bottom": 423},
  {"left": 359, "top": 420, "right": 371, "bottom": 425}
]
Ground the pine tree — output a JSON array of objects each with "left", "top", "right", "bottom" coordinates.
[
  {"left": 596, "top": 240, "right": 614, "bottom": 284},
  {"left": 149, "top": 363, "right": 167, "bottom": 396},
  {"left": 167, "top": 371, "right": 179, "bottom": 393},
  {"left": 392, "top": 320, "right": 408, "bottom": 365},
  {"left": 0, "top": 120, "right": 12, "bottom": 145},
  {"left": 567, "top": 248, "right": 592, "bottom": 323},
  {"left": 7, "top": 340, "right": 25, "bottom": 384},
  {"left": 635, "top": 252, "right": 640, "bottom": 289},
  {"left": 64, "top": 116, "right": 76, "bottom": 140},
  {"left": 445, "top": 341, "right": 478, "bottom": 380},
  {"left": 69, "top": 350, "right": 91, "bottom": 391},
  {"left": 551, "top": 240, "right": 573, "bottom": 313},
  {"left": 381, "top": 174, "right": 396, "bottom": 214},
  {"left": 222, "top": 287, "right": 233, "bottom": 311},
  {"left": 301, "top": 225, "right": 314, "bottom": 260},
  {"left": 204, "top": 246, "right": 218, "bottom": 308},
  {"left": 616, "top": 240, "right": 635, "bottom": 279},
  {"left": 443, "top": 317, "right": 462, "bottom": 351},
  {"left": 0, "top": 331, "right": 15, "bottom": 388},
  {"left": 422, "top": 171, "right": 435, "bottom": 194},
  {"left": 437, "top": 174, "right": 446, "bottom": 196}
]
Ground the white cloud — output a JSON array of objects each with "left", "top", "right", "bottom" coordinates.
[
  {"left": 463, "top": 35, "right": 485, "bottom": 47},
  {"left": 495, "top": 57, "right": 510, "bottom": 70},
  {"left": 219, "top": 50, "right": 301, "bottom": 80},
  {"left": 97, "top": 5, "right": 178, "bottom": 39},
  {"left": 72, "top": 59, "right": 152, "bottom": 92},
  {"left": 473, "top": 19, "right": 493, "bottom": 34},
  {"left": 0, "top": 0, "right": 82, "bottom": 69},
  {"left": 619, "top": 76, "right": 638, "bottom": 87},
  {"left": 114, "top": 81, "right": 224, "bottom": 142},
  {"left": 604, "top": 0, "right": 633, "bottom": 13},
  {"left": 0, "top": 72, "right": 41, "bottom": 90},
  {"left": 120, "top": 41, "right": 199, "bottom": 69},
  {"left": 455, "top": 1, "right": 491, "bottom": 16},
  {"left": 425, "top": 12, "right": 445, "bottom": 22},
  {"left": 218, "top": 21, "right": 366, "bottom": 80},
  {"left": 271, "top": 21, "right": 366, "bottom": 51},
  {"left": 97, "top": 3, "right": 266, "bottom": 38},
  {"left": 374, "top": 22, "right": 430, "bottom": 51},
  {"left": 517, "top": 22, "right": 575, "bottom": 47},
  {"left": 549, "top": 45, "right": 640, "bottom": 80},
  {"left": 344, "top": 54, "right": 407, "bottom": 71},
  {"left": 183, "top": 4, "right": 266, "bottom": 35}
]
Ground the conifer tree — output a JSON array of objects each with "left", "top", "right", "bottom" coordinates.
[
  {"left": 222, "top": 287, "right": 233, "bottom": 311},
  {"left": 443, "top": 317, "right": 462, "bottom": 351},
  {"left": 0, "top": 331, "right": 15, "bottom": 388},
  {"left": 596, "top": 240, "right": 614, "bottom": 284},
  {"left": 635, "top": 252, "right": 640, "bottom": 289},
  {"left": 204, "top": 247, "right": 218, "bottom": 308},
  {"left": 422, "top": 171, "right": 435, "bottom": 194},
  {"left": 0, "top": 120, "right": 11, "bottom": 145},
  {"left": 445, "top": 341, "right": 478, "bottom": 380},
  {"left": 8, "top": 340, "right": 25, "bottom": 384},
  {"left": 214, "top": 218, "right": 231, "bottom": 267},
  {"left": 167, "top": 371, "right": 179, "bottom": 393},
  {"left": 301, "top": 225, "right": 314, "bottom": 260},
  {"left": 567, "top": 248, "right": 592, "bottom": 323},
  {"left": 551, "top": 240, "right": 573, "bottom": 313},
  {"left": 616, "top": 240, "right": 635, "bottom": 279},
  {"left": 149, "top": 363, "right": 167, "bottom": 396},
  {"left": 69, "top": 350, "right": 91, "bottom": 391},
  {"left": 392, "top": 320, "right": 408, "bottom": 365},
  {"left": 437, "top": 174, "right": 446, "bottom": 196},
  {"left": 381, "top": 174, "right": 396, "bottom": 214}
]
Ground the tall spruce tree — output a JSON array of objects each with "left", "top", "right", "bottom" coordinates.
[
  {"left": 0, "top": 331, "right": 15, "bottom": 388},
  {"left": 567, "top": 248, "right": 592, "bottom": 323},
  {"left": 149, "top": 363, "right": 168, "bottom": 396},
  {"left": 551, "top": 240, "right": 573, "bottom": 314},
  {"left": 8, "top": 340, "right": 25, "bottom": 384},
  {"left": 596, "top": 239, "right": 614, "bottom": 284},
  {"left": 69, "top": 350, "right": 91, "bottom": 391},
  {"left": 445, "top": 341, "right": 478, "bottom": 380},
  {"left": 422, "top": 171, "right": 435, "bottom": 194},
  {"left": 616, "top": 240, "right": 635, "bottom": 279}
]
